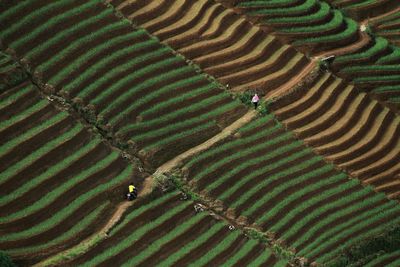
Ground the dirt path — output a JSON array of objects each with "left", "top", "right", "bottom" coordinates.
[
  {"left": 157, "top": 110, "right": 257, "bottom": 173},
  {"left": 34, "top": 110, "right": 256, "bottom": 267},
  {"left": 264, "top": 61, "right": 317, "bottom": 100},
  {"left": 34, "top": 175, "right": 153, "bottom": 267}
]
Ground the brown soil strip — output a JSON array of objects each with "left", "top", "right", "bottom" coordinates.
[
  {"left": 99, "top": 59, "right": 190, "bottom": 120},
  {"left": 367, "top": 6, "right": 400, "bottom": 25},
  {"left": 135, "top": 216, "right": 214, "bottom": 266},
  {"left": 1, "top": 0, "right": 56, "bottom": 45},
  {"left": 310, "top": 209, "right": 400, "bottom": 262},
  {"left": 155, "top": 110, "right": 257, "bottom": 173},
  {"left": 97, "top": 204, "right": 195, "bottom": 267},
  {"left": 0, "top": 130, "right": 95, "bottom": 215},
  {"left": 313, "top": 30, "right": 370, "bottom": 58},
  {"left": 245, "top": 160, "right": 333, "bottom": 221},
  {"left": 317, "top": 106, "right": 388, "bottom": 155},
  {"left": 185, "top": 120, "right": 279, "bottom": 181},
  {"left": 172, "top": 227, "right": 230, "bottom": 266},
  {"left": 34, "top": 175, "right": 156, "bottom": 267},
  {"left": 77, "top": 46, "right": 168, "bottom": 102},
  {"left": 0, "top": 104, "right": 55, "bottom": 144},
  {"left": 269, "top": 183, "right": 362, "bottom": 238},
  {"left": 298, "top": 88, "right": 361, "bottom": 143},
  {"left": 232, "top": 243, "right": 265, "bottom": 266},
  {"left": 265, "top": 61, "right": 317, "bottom": 100},
  {"left": 57, "top": 33, "right": 149, "bottom": 90},
  {"left": 286, "top": 193, "right": 387, "bottom": 248},
  {"left": 209, "top": 140, "right": 306, "bottom": 203},
  {"left": 0, "top": 86, "right": 40, "bottom": 122},
  {"left": 0, "top": 116, "right": 74, "bottom": 174},
  {"left": 0, "top": 158, "right": 125, "bottom": 233},
  {"left": 295, "top": 198, "right": 394, "bottom": 253},
  {"left": 154, "top": 0, "right": 216, "bottom": 41},
  {"left": 141, "top": 0, "right": 194, "bottom": 34}
]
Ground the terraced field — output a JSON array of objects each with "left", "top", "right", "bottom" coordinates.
[
  {"left": 1, "top": 0, "right": 400, "bottom": 266},
  {"left": 211, "top": 0, "right": 400, "bottom": 112},
  {"left": 0, "top": 82, "right": 138, "bottom": 266},
  {"left": 326, "top": 0, "right": 399, "bottom": 22},
  {"left": 269, "top": 71, "right": 400, "bottom": 199},
  {"left": 368, "top": 8, "right": 400, "bottom": 47},
  {"left": 0, "top": 0, "right": 248, "bottom": 167},
  {"left": 227, "top": 0, "right": 360, "bottom": 54},
  {"left": 63, "top": 190, "right": 288, "bottom": 267},
  {"left": 181, "top": 114, "right": 400, "bottom": 264},
  {"left": 108, "top": 0, "right": 314, "bottom": 97}
]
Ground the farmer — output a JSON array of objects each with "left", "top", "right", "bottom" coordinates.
[
  {"left": 127, "top": 183, "right": 137, "bottom": 201},
  {"left": 251, "top": 93, "right": 259, "bottom": 110}
]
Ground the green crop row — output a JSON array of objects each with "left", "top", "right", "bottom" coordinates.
[
  {"left": 300, "top": 200, "right": 399, "bottom": 257},
  {"left": 353, "top": 75, "right": 400, "bottom": 83},
  {"left": 237, "top": 0, "right": 298, "bottom": 8},
  {"left": 191, "top": 129, "right": 290, "bottom": 184},
  {"left": 340, "top": 0, "right": 380, "bottom": 9},
  {"left": 279, "top": 10, "right": 343, "bottom": 33},
  {"left": 0, "top": 83, "right": 31, "bottom": 108},
  {"left": 122, "top": 92, "right": 230, "bottom": 136},
  {"left": 184, "top": 116, "right": 278, "bottom": 170},
  {"left": 250, "top": 169, "right": 344, "bottom": 221},
  {"left": 0, "top": 99, "right": 48, "bottom": 131},
  {"left": 246, "top": 0, "right": 317, "bottom": 16},
  {"left": 7, "top": 202, "right": 107, "bottom": 256},
  {"left": 0, "top": 123, "right": 85, "bottom": 197},
  {"left": 2, "top": 152, "right": 118, "bottom": 223},
  {"left": 316, "top": 216, "right": 400, "bottom": 263},
  {"left": 365, "top": 250, "right": 400, "bottom": 267},
  {"left": 293, "top": 18, "right": 357, "bottom": 45},
  {"left": 122, "top": 211, "right": 209, "bottom": 266},
  {"left": 334, "top": 37, "right": 389, "bottom": 64},
  {"left": 341, "top": 64, "right": 400, "bottom": 73},
  {"left": 137, "top": 103, "right": 239, "bottom": 151},
  {"left": 287, "top": 190, "right": 386, "bottom": 247},
  {"left": 0, "top": 111, "right": 70, "bottom": 167},
  {"left": 11, "top": 0, "right": 99, "bottom": 51},
  {"left": 80, "top": 201, "right": 192, "bottom": 266},
  {"left": 74, "top": 46, "right": 169, "bottom": 99},
  {"left": 24, "top": 9, "right": 111, "bottom": 62},
  {"left": 226, "top": 148, "right": 315, "bottom": 210},
  {"left": 208, "top": 142, "right": 307, "bottom": 197},
  {"left": 1, "top": 1, "right": 71, "bottom": 41},
  {"left": 0, "top": 164, "right": 132, "bottom": 242},
  {"left": 0, "top": 138, "right": 100, "bottom": 205},
  {"left": 265, "top": 2, "right": 330, "bottom": 24},
  {"left": 101, "top": 63, "right": 194, "bottom": 123}
]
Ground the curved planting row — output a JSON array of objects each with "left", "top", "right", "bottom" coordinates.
[
  {"left": 0, "top": 82, "right": 136, "bottom": 266},
  {"left": 269, "top": 71, "right": 400, "bottom": 199},
  {"left": 326, "top": 0, "right": 399, "bottom": 21},
  {"left": 332, "top": 35, "right": 400, "bottom": 112},
  {"left": 0, "top": 51, "right": 27, "bottom": 93},
  {"left": 369, "top": 9, "right": 400, "bottom": 47},
  {"left": 227, "top": 0, "right": 360, "bottom": 54},
  {"left": 365, "top": 249, "right": 400, "bottom": 267},
  {"left": 0, "top": 0, "right": 247, "bottom": 168},
  {"left": 180, "top": 115, "right": 400, "bottom": 265},
  {"left": 63, "top": 190, "right": 288, "bottom": 267},
  {"left": 108, "top": 0, "right": 311, "bottom": 97}
]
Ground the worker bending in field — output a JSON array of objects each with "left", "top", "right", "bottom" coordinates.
[{"left": 127, "top": 183, "right": 137, "bottom": 201}]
